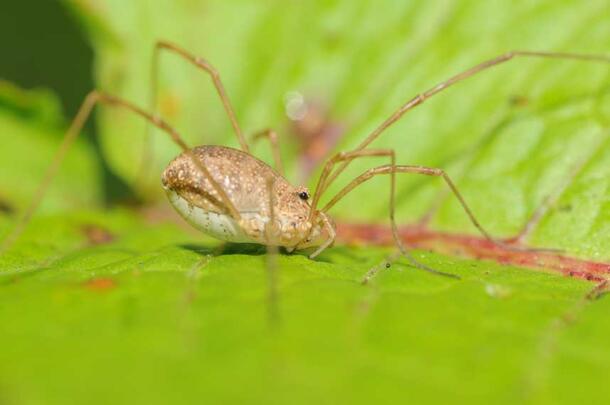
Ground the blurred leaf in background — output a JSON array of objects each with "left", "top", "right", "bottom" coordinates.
[
  {"left": 68, "top": 0, "right": 610, "bottom": 259},
  {"left": 0, "top": 0, "right": 131, "bottom": 207},
  {"left": 0, "top": 81, "right": 101, "bottom": 213}
]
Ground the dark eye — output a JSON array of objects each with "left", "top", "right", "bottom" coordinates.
[{"left": 298, "top": 191, "right": 309, "bottom": 201}]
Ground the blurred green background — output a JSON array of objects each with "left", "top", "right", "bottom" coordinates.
[
  {"left": 1, "top": 1, "right": 610, "bottom": 404},
  {"left": 0, "top": 1, "right": 92, "bottom": 116}
]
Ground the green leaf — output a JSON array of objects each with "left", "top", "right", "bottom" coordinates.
[{"left": 1, "top": 210, "right": 609, "bottom": 404}]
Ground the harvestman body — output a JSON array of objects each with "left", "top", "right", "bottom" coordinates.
[
  {"left": 2, "top": 41, "right": 610, "bottom": 280},
  {"left": 161, "top": 145, "right": 332, "bottom": 255}
]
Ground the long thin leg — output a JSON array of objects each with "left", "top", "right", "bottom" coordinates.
[
  {"left": 148, "top": 40, "right": 248, "bottom": 151},
  {"left": 325, "top": 51, "right": 610, "bottom": 189},
  {"left": 361, "top": 252, "right": 400, "bottom": 285},
  {"left": 306, "top": 211, "right": 336, "bottom": 259},
  {"left": 324, "top": 161, "right": 535, "bottom": 263},
  {"left": 325, "top": 164, "right": 494, "bottom": 237},
  {"left": 307, "top": 148, "right": 456, "bottom": 277},
  {"left": 264, "top": 175, "right": 280, "bottom": 324},
  {"left": 308, "top": 149, "right": 397, "bottom": 222},
  {"left": 306, "top": 148, "right": 410, "bottom": 254},
  {"left": 252, "top": 129, "right": 284, "bottom": 175},
  {"left": 333, "top": 162, "right": 459, "bottom": 278},
  {"left": 137, "top": 40, "right": 250, "bottom": 187},
  {"left": 0, "top": 90, "right": 241, "bottom": 253}
]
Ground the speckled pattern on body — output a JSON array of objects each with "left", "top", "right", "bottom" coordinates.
[{"left": 162, "top": 145, "right": 328, "bottom": 248}]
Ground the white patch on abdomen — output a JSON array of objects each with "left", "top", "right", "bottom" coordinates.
[{"left": 165, "top": 189, "right": 261, "bottom": 243}]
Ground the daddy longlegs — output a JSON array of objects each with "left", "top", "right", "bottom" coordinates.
[{"left": 2, "top": 41, "right": 610, "bottom": 289}]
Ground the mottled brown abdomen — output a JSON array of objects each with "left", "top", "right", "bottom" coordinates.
[{"left": 162, "top": 145, "right": 285, "bottom": 215}]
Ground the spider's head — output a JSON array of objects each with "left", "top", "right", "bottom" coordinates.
[
  {"left": 273, "top": 185, "right": 329, "bottom": 249},
  {"left": 295, "top": 186, "right": 310, "bottom": 203},
  {"left": 289, "top": 208, "right": 336, "bottom": 257}
]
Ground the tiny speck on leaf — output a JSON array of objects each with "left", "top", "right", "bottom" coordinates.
[
  {"left": 82, "top": 224, "right": 115, "bottom": 245},
  {"left": 83, "top": 278, "right": 117, "bottom": 292},
  {"left": 485, "top": 284, "right": 512, "bottom": 299}
]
